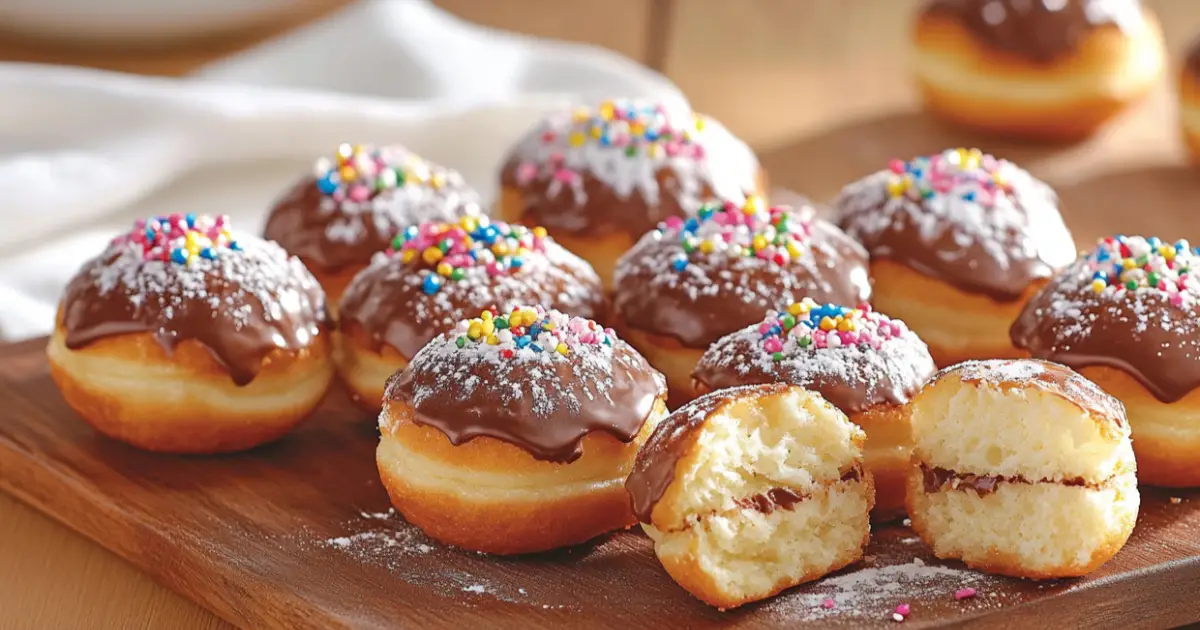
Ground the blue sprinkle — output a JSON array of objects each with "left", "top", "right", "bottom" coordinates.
[
  {"left": 516, "top": 336, "right": 531, "bottom": 349},
  {"left": 316, "top": 176, "right": 338, "bottom": 195},
  {"left": 510, "top": 258, "right": 524, "bottom": 268},
  {"left": 530, "top": 343, "right": 543, "bottom": 353},
  {"left": 185, "top": 213, "right": 196, "bottom": 228},
  {"left": 144, "top": 228, "right": 156, "bottom": 242},
  {"left": 529, "top": 324, "right": 542, "bottom": 338},
  {"left": 1096, "top": 250, "right": 1109, "bottom": 262},
  {"left": 1093, "top": 271, "right": 1107, "bottom": 281},
  {"left": 170, "top": 248, "right": 189, "bottom": 264},
  {"left": 684, "top": 218, "right": 700, "bottom": 232},
  {"left": 422, "top": 275, "right": 442, "bottom": 295},
  {"left": 199, "top": 247, "right": 217, "bottom": 260},
  {"left": 404, "top": 225, "right": 419, "bottom": 239},
  {"left": 1148, "top": 236, "right": 1161, "bottom": 248},
  {"left": 643, "top": 130, "right": 658, "bottom": 142},
  {"left": 962, "top": 191, "right": 976, "bottom": 202},
  {"left": 672, "top": 257, "right": 689, "bottom": 272},
  {"left": 770, "top": 325, "right": 782, "bottom": 336},
  {"left": 229, "top": 241, "right": 242, "bottom": 251}
]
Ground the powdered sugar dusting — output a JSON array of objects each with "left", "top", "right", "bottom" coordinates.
[
  {"left": 507, "top": 98, "right": 758, "bottom": 222},
  {"left": 951, "top": 359, "right": 1127, "bottom": 429}
]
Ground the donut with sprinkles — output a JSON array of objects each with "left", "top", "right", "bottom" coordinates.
[
  {"left": 1012, "top": 235, "right": 1200, "bottom": 487},
  {"left": 833, "top": 147, "right": 1076, "bottom": 366},
  {"left": 377, "top": 305, "right": 668, "bottom": 554}
]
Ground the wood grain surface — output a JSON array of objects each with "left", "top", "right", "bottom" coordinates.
[
  {"left": 3, "top": 1, "right": 1200, "bottom": 628},
  {"left": 0, "top": 339, "right": 1198, "bottom": 629}
]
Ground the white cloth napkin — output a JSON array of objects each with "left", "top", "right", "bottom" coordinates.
[{"left": 0, "top": 0, "right": 685, "bottom": 340}]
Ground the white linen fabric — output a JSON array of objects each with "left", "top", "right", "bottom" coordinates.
[{"left": 0, "top": 0, "right": 684, "bottom": 340}]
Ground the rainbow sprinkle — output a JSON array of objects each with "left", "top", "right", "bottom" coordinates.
[
  {"left": 885, "top": 148, "right": 1011, "bottom": 207},
  {"left": 657, "top": 195, "right": 814, "bottom": 272},
  {"left": 118, "top": 214, "right": 240, "bottom": 265},
  {"left": 1085, "top": 235, "right": 1199, "bottom": 308},
  {"left": 452, "top": 306, "right": 615, "bottom": 359},
  {"left": 389, "top": 217, "right": 549, "bottom": 295},
  {"left": 756, "top": 298, "right": 907, "bottom": 360},
  {"left": 513, "top": 99, "right": 707, "bottom": 186},
  {"left": 313, "top": 143, "right": 440, "bottom": 202}
]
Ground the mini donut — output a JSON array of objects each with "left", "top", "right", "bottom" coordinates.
[
  {"left": 336, "top": 216, "right": 604, "bottom": 412},
  {"left": 1180, "top": 37, "right": 1200, "bottom": 164},
  {"left": 912, "top": 0, "right": 1165, "bottom": 142},
  {"left": 613, "top": 195, "right": 871, "bottom": 405},
  {"left": 264, "top": 143, "right": 484, "bottom": 307},
  {"left": 834, "top": 148, "right": 1075, "bottom": 366},
  {"left": 379, "top": 305, "right": 668, "bottom": 554},
  {"left": 625, "top": 383, "right": 873, "bottom": 610},
  {"left": 47, "top": 214, "right": 333, "bottom": 454},
  {"left": 907, "top": 359, "right": 1138, "bottom": 579},
  {"left": 1012, "top": 235, "right": 1200, "bottom": 487},
  {"left": 495, "top": 98, "right": 764, "bottom": 288},
  {"left": 692, "top": 299, "right": 936, "bottom": 521}
]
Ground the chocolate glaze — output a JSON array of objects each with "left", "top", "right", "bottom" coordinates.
[
  {"left": 834, "top": 160, "right": 1075, "bottom": 302},
  {"left": 264, "top": 170, "right": 482, "bottom": 273},
  {"left": 921, "top": 464, "right": 1090, "bottom": 495},
  {"left": 339, "top": 245, "right": 604, "bottom": 359},
  {"left": 626, "top": 383, "right": 862, "bottom": 524},
  {"left": 613, "top": 212, "right": 871, "bottom": 349},
  {"left": 61, "top": 236, "right": 328, "bottom": 386},
  {"left": 921, "top": 0, "right": 1142, "bottom": 63},
  {"left": 1011, "top": 262, "right": 1200, "bottom": 404},
  {"left": 1185, "top": 36, "right": 1200, "bottom": 78},
  {"left": 499, "top": 102, "right": 760, "bottom": 241},
  {"left": 385, "top": 324, "right": 667, "bottom": 464},
  {"left": 693, "top": 318, "right": 935, "bottom": 414},
  {"left": 947, "top": 359, "right": 1128, "bottom": 429}
]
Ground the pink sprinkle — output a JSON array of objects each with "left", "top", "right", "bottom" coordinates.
[
  {"left": 764, "top": 337, "right": 783, "bottom": 353},
  {"left": 554, "top": 169, "right": 578, "bottom": 184},
  {"left": 486, "top": 262, "right": 505, "bottom": 277},
  {"left": 1170, "top": 293, "right": 1184, "bottom": 307},
  {"left": 839, "top": 331, "right": 856, "bottom": 345},
  {"left": 954, "top": 588, "right": 977, "bottom": 601},
  {"left": 664, "top": 141, "right": 680, "bottom": 157},
  {"left": 690, "top": 144, "right": 706, "bottom": 159},
  {"left": 888, "top": 159, "right": 905, "bottom": 174},
  {"left": 821, "top": 598, "right": 836, "bottom": 610},
  {"left": 541, "top": 131, "right": 556, "bottom": 143},
  {"left": 758, "top": 321, "right": 774, "bottom": 334},
  {"left": 548, "top": 152, "right": 565, "bottom": 166},
  {"left": 515, "top": 163, "right": 538, "bottom": 185},
  {"left": 663, "top": 216, "right": 684, "bottom": 230},
  {"left": 895, "top": 604, "right": 910, "bottom": 616}
]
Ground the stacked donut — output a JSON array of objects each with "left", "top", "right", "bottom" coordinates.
[{"left": 47, "top": 94, "right": 1183, "bottom": 614}]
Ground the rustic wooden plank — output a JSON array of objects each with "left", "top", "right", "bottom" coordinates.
[{"left": 0, "top": 337, "right": 1197, "bottom": 629}]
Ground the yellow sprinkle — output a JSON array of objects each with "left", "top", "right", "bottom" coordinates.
[
  {"left": 647, "top": 144, "right": 663, "bottom": 158},
  {"left": 1164, "top": 247, "right": 1177, "bottom": 260},
  {"left": 467, "top": 322, "right": 483, "bottom": 339},
  {"left": 543, "top": 321, "right": 556, "bottom": 331},
  {"left": 437, "top": 262, "right": 453, "bottom": 276},
  {"left": 819, "top": 316, "right": 836, "bottom": 331},
  {"left": 572, "top": 107, "right": 590, "bottom": 122},
  {"left": 492, "top": 243, "right": 509, "bottom": 257},
  {"left": 694, "top": 115, "right": 706, "bottom": 131},
  {"left": 752, "top": 235, "right": 768, "bottom": 251},
  {"left": 401, "top": 249, "right": 417, "bottom": 264},
  {"left": 1091, "top": 279, "right": 1107, "bottom": 294},
  {"left": 630, "top": 123, "right": 645, "bottom": 138},
  {"left": 460, "top": 216, "right": 478, "bottom": 231},
  {"left": 339, "top": 165, "right": 357, "bottom": 181},
  {"left": 700, "top": 239, "right": 715, "bottom": 254},
  {"left": 743, "top": 195, "right": 763, "bottom": 215},
  {"left": 837, "top": 319, "right": 856, "bottom": 332},
  {"left": 481, "top": 310, "right": 493, "bottom": 321},
  {"left": 590, "top": 126, "right": 603, "bottom": 139},
  {"left": 1122, "top": 258, "right": 1136, "bottom": 270},
  {"left": 487, "top": 334, "right": 499, "bottom": 345},
  {"left": 991, "top": 172, "right": 1006, "bottom": 188},
  {"left": 786, "top": 241, "right": 803, "bottom": 258},
  {"left": 886, "top": 178, "right": 907, "bottom": 197},
  {"left": 422, "top": 247, "right": 443, "bottom": 264},
  {"left": 481, "top": 320, "right": 495, "bottom": 336},
  {"left": 568, "top": 132, "right": 586, "bottom": 147},
  {"left": 431, "top": 172, "right": 446, "bottom": 189},
  {"left": 532, "top": 226, "right": 548, "bottom": 238},
  {"left": 556, "top": 343, "right": 569, "bottom": 355},
  {"left": 599, "top": 101, "right": 615, "bottom": 121}
]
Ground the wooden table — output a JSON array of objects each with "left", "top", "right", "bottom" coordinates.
[{"left": 4, "top": 1, "right": 1200, "bottom": 628}]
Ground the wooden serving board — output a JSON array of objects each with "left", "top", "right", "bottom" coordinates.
[{"left": 0, "top": 339, "right": 1198, "bottom": 629}]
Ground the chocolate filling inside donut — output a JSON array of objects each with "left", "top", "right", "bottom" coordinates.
[
  {"left": 921, "top": 464, "right": 1090, "bottom": 496},
  {"left": 736, "top": 465, "right": 864, "bottom": 515}
]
